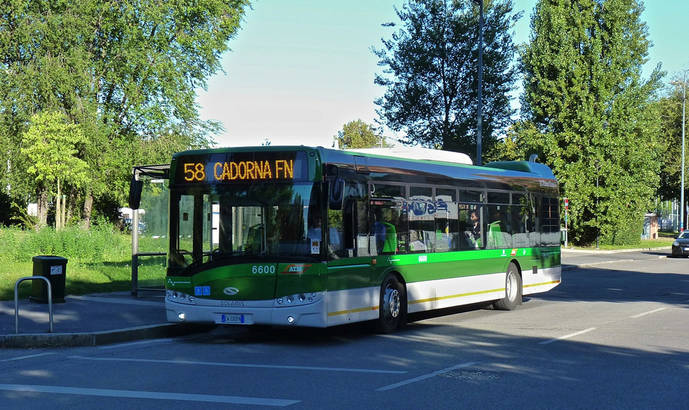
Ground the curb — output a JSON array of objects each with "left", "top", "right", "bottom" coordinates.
[
  {"left": 0, "top": 323, "right": 215, "bottom": 348},
  {"left": 561, "top": 246, "right": 671, "bottom": 254}
]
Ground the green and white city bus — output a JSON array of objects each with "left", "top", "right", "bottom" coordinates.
[{"left": 165, "top": 146, "right": 561, "bottom": 331}]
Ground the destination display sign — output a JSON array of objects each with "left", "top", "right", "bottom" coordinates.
[{"left": 174, "top": 151, "right": 309, "bottom": 184}]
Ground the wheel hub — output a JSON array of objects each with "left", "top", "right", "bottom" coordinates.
[
  {"left": 383, "top": 287, "right": 400, "bottom": 318},
  {"left": 506, "top": 271, "right": 516, "bottom": 301}
]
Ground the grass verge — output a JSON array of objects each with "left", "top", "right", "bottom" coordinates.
[
  {"left": 1, "top": 257, "right": 166, "bottom": 301},
  {"left": 565, "top": 236, "right": 675, "bottom": 251},
  {"left": 0, "top": 226, "right": 167, "bottom": 301}
]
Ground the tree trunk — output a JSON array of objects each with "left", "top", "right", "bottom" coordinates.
[
  {"left": 66, "top": 190, "right": 76, "bottom": 226},
  {"left": 66, "top": 193, "right": 72, "bottom": 226},
  {"left": 61, "top": 194, "right": 66, "bottom": 230},
  {"left": 37, "top": 189, "right": 49, "bottom": 230},
  {"left": 82, "top": 189, "right": 93, "bottom": 230},
  {"left": 56, "top": 178, "right": 62, "bottom": 231}
]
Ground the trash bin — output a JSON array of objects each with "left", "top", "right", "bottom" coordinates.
[{"left": 30, "top": 255, "right": 67, "bottom": 303}]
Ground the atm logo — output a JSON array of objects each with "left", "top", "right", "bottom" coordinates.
[{"left": 281, "top": 264, "right": 312, "bottom": 275}]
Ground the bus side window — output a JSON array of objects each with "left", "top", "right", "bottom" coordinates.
[
  {"left": 355, "top": 200, "right": 371, "bottom": 256},
  {"left": 327, "top": 207, "right": 344, "bottom": 257},
  {"left": 541, "top": 196, "right": 560, "bottom": 246},
  {"left": 329, "top": 180, "right": 367, "bottom": 259},
  {"left": 435, "top": 188, "right": 459, "bottom": 252},
  {"left": 409, "top": 186, "right": 434, "bottom": 252},
  {"left": 327, "top": 198, "right": 353, "bottom": 259},
  {"left": 458, "top": 204, "right": 483, "bottom": 250},
  {"left": 486, "top": 205, "right": 512, "bottom": 249},
  {"left": 370, "top": 184, "right": 407, "bottom": 255}
]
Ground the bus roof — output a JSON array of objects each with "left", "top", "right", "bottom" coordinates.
[
  {"left": 170, "top": 145, "right": 558, "bottom": 192},
  {"left": 346, "top": 147, "right": 473, "bottom": 165}
]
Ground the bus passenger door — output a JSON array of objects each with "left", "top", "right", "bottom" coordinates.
[{"left": 326, "top": 180, "right": 377, "bottom": 322}]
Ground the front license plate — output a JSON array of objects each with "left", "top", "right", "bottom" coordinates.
[{"left": 216, "top": 313, "right": 252, "bottom": 325}]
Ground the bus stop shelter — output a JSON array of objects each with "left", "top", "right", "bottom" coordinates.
[{"left": 129, "top": 164, "right": 170, "bottom": 296}]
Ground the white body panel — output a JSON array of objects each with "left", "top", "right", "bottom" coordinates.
[
  {"left": 406, "top": 273, "right": 506, "bottom": 313},
  {"left": 522, "top": 266, "right": 562, "bottom": 295}
]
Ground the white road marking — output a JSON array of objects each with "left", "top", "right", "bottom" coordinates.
[
  {"left": 376, "top": 362, "right": 477, "bottom": 391},
  {"left": 379, "top": 333, "right": 480, "bottom": 348},
  {"left": 630, "top": 307, "right": 667, "bottom": 319},
  {"left": 98, "top": 338, "right": 175, "bottom": 350},
  {"left": 0, "top": 353, "right": 54, "bottom": 362},
  {"left": 69, "top": 295, "right": 162, "bottom": 306},
  {"left": 0, "top": 384, "right": 298, "bottom": 406},
  {"left": 579, "top": 259, "right": 635, "bottom": 268},
  {"left": 68, "top": 355, "right": 407, "bottom": 374},
  {"left": 538, "top": 327, "right": 597, "bottom": 345}
]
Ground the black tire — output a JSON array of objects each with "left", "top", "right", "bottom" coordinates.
[
  {"left": 494, "top": 263, "right": 522, "bottom": 311},
  {"left": 377, "top": 274, "right": 407, "bottom": 333}
]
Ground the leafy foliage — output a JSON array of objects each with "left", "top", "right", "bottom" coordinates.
[
  {"left": 334, "top": 120, "right": 390, "bottom": 149},
  {"left": 21, "top": 112, "right": 90, "bottom": 191},
  {"left": 20, "top": 111, "right": 90, "bottom": 229},
  {"left": 0, "top": 0, "right": 248, "bottom": 225},
  {"left": 656, "top": 81, "right": 688, "bottom": 202},
  {"left": 505, "top": 0, "right": 663, "bottom": 245},
  {"left": 374, "top": 0, "right": 520, "bottom": 159}
]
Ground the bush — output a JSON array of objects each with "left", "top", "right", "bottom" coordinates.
[
  {"left": 0, "top": 228, "right": 19, "bottom": 262},
  {"left": 2, "top": 224, "right": 130, "bottom": 263}
]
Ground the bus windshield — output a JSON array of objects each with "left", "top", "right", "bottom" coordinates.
[{"left": 169, "top": 182, "right": 322, "bottom": 274}]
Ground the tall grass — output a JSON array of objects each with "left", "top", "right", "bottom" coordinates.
[
  {"left": 0, "top": 225, "right": 167, "bottom": 300},
  {"left": 0, "top": 225, "right": 130, "bottom": 263}
]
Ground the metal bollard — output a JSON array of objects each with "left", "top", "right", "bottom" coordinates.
[{"left": 15, "top": 276, "right": 53, "bottom": 334}]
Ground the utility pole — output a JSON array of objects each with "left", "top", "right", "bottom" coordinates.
[
  {"left": 672, "top": 74, "right": 686, "bottom": 232},
  {"left": 681, "top": 77, "right": 686, "bottom": 232},
  {"left": 474, "top": 0, "right": 484, "bottom": 166}
]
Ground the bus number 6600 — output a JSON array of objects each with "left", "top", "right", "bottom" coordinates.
[{"left": 252, "top": 265, "right": 275, "bottom": 275}]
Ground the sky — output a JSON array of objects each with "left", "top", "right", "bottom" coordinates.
[{"left": 196, "top": 0, "right": 689, "bottom": 149}]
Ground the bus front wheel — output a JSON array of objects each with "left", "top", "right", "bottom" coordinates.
[
  {"left": 378, "top": 274, "right": 407, "bottom": 333},
  {"left": 494, "top": 263, "right": 522, "bottom": 311}
]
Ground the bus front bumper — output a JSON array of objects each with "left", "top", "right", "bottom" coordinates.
[{"left": 165, "top": 296, "right": 327, "bottom": 328}]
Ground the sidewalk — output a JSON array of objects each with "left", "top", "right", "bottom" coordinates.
[{"left": 0, "top": 291, "right": 212, "bottom": 348}]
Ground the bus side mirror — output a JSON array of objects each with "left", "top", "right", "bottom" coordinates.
[
  {"left": 129, "top": 174, "right": 143, "bottom": 209},
  {"left": 329, "top": 178, "right": 345, "bottom": 210}
]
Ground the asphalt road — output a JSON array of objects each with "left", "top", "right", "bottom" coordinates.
[{"left": 1, "top": 251, "right": 688, "bottom": 409}]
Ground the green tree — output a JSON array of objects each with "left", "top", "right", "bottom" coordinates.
[
  {"left": 334, "top": 120, "right": 390, "bottom": 149},
  {"left": 656, "top": 78, "right": 688, "bottom": 203},
  {"left": 20, "top": 111, "right": 90, "bottom": 229},
  {"left": 514, "top": 0, "right": 663, "bottom": 245},
  {"left": 0, "top": 0, "right": 248, "bottom": 227},
  {"left": 374, "top": 0, "right": 520, "bottom": 159}
]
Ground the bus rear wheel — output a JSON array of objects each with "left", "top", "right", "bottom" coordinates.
[
  {"left": 494, "top": 263, "right": 522, "bottom": 311},
  {"left": 377, "top": 274, "right": 407, "bottom": 333}
]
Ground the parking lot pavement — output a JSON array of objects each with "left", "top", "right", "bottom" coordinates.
[
  {"left": 0, "top": 291, "right": 210, "bottom": 348},
  {"left": 561, "top": 247, "right": 671, "bottom": 269}
]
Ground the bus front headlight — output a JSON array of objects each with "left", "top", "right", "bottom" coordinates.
[
  {"left": 166, "top": 290, "right": 197, "bottom": 305},
  {"left": 275, "top": 292, "right": 321, "bottom": 307}
]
